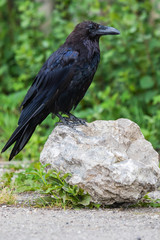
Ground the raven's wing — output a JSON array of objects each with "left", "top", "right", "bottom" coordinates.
[
  {"left": 20, "top": 48, "right": 79, "bottom": 117},
  {"left": 18, "top": 67, "right": 72, "bottom": 125},
  {"left": 2, "top": 48, "right": 79, "bottom": 159}
]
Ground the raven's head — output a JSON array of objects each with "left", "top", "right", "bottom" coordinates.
[
  {"left": 65, "top": 21, "right": 120, "bottom": 46},
  {"left": 73, "top": 21, "right": 120, "bottom": 39}
]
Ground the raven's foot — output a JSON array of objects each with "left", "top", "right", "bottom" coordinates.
[
  {"left": 56, "top": 113, "right": 87, "bottom": 127},
  {"left": 55, "top": 114, "right": 71, "bottom": 126},
  {"left": 66, "top": 113, "right": 87, "bottom": 126},
  {"left": 55, "top": 114, "right": 77, "bottom": 127}
]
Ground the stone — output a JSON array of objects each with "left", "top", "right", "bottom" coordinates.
[
  {"left": 147, "top": 190, "right": 160, "bottom": 200},
  {"left": 40, "top": 118, "right": 160, "bottom": 205}
]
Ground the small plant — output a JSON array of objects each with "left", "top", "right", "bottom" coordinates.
[
  {"left": 137, "top": 195, "right": 160, "bottom": 208},
  {"left": 129, "top": 194, "right": 160, "bottom": 208},
  {"left": 1, "top": 162, "right": 100, "bottom": 208}
]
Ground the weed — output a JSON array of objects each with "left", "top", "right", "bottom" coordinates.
[{"left": 0, "top": 188, "right": 17, "bottom": 205}]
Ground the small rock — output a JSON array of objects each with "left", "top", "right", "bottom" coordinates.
[{"left": 40, "top": 119, "right": 160, "bottom": 205}]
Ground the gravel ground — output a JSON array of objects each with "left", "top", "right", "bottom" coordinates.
[{"left": 0, "top": 206, "right": 160, "bottom": 240}]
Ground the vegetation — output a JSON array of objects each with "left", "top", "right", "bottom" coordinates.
[
  {"left": 0, "top": 0, "right": 160, "bottom": 207},
  {"left": 0, "top": 188, "right": 17, "bottom": 205},
  {"left": 1, "top": 162, "right": 100, "bottom": 208}
]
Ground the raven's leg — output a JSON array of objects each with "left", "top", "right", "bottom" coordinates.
[
  {"left": 51, "top": 113, "right": 55, "bottom": 119},
  {"left": 56, "top": 113, "right": 70, "bottom": 126},
  {"left": 65, "top": 112, "right": 87, "bottom": 125},
  {"left": 56, "top": 113, "right": 86, "bottom": 127}
]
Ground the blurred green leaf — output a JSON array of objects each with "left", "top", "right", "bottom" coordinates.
[{"left": 140, "top": 76, "right": 154, "bottom": 89}]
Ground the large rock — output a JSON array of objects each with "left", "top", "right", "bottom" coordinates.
[{"left": 40, "top": 119, "right": 160, "bottom": 205}]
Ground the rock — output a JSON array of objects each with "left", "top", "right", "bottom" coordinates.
[
  {"left": 147, "top": 190, "right": 160, "bottom": 200},
  {"left": 40, "top": 119, "right": 160, "bottom": 205}
]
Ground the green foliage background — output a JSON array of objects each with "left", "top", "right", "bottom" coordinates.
[{"left": 1, "top": 0, "right": 160, "bottom": 161}]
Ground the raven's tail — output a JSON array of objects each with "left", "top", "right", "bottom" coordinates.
[
  {"left": 1, "top": 104, "right": 48, "bottom": 160},
  {"left": 1, "top": 123, "right": 36, "bottom": 160}
]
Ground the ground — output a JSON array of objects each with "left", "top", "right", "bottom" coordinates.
[
  {"left": 1, "top": 160, "right": 160, "bottom": 240},
  {"left": 0, "top": 206, "right": 160, "bottom": 240}
]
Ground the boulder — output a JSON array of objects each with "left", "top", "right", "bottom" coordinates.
[{"left": 40, "top": 119, "right": 160, "bottom": 205}]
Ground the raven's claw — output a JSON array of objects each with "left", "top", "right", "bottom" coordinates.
[{"left": 56, "top": 113, "right": 87, "bottom": 127}]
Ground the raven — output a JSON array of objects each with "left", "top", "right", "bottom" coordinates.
[{"left": 2, "top": 21, "right": 120, "bottom": 160}]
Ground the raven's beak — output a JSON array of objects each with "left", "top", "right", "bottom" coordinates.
[{"left": 97, "top": 25, "right": 120, "bottom": 35}]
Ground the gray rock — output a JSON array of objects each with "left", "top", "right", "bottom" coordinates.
[
  {"left": 40, "top": 119, "right": 160, "bottom": 205},
  {"left": 147, "top": 190, "right": 160, "bottom": 200}
]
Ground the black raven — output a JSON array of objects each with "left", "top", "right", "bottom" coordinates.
[{"left": 2, "top": 21, "right": 120, "bottom": 160}]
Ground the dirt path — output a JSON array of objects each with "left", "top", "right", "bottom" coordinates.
[{"left": 0, "top": 206, "right": 160, "bottom": 240}]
